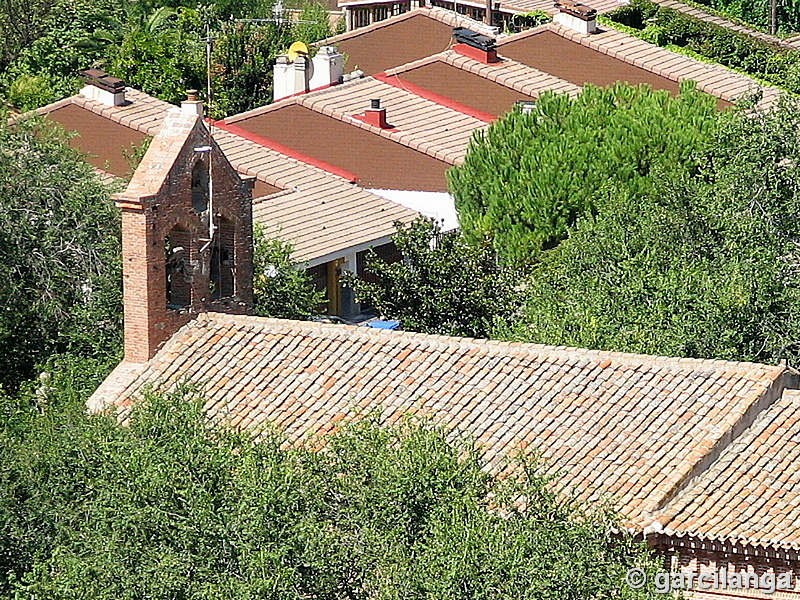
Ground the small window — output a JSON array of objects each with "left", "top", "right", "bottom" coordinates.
[
  {"left": 192, "top": 160, "right": 209, "bottom": 213},
  {"left": 165, "top": 227, "right": 192, "bottom": 309}
]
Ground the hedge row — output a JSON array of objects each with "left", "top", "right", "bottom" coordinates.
[{"left": 605, "top": 0, "right": 800, "bottom": 93}]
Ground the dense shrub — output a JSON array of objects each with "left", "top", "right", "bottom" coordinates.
[{"left": 605, "top": 0, "right": 800, "bottom": 93}]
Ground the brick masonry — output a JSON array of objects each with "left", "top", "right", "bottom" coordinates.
[{"left": 113, "top": 110, "right": 254, "bottom": 362}]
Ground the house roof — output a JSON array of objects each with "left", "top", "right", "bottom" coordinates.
[
  {"left": 223, "top": 75, "right": 488, "bottom": 189},
  {"left": 23, "top": 89, "right": 418, "bottom": 265},
  {"left": 653, "top": 389, "right": 800, "bottom": 550},
  {"left": 384, "top": 49, "right": 582, "bottom": 101},
  {"left": 382, "top": 59, "right": 539, "bottom": 118},
  {"left": 88, "top": 312, "right": 790, "bottom": 530},
  {"left": 323, "top": 9, "right": 498, "bottom": 76},
  {"left": 500, "top": 23, "right": 780, "bottom": 109},
  {"left": 225, "top": 103, "right": 453, "bottom": 192},
  {"left": 42, "top": 103, "right": 148, "bottom": 178}
]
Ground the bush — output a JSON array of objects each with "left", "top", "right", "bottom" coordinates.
[
  {"left": 0, "top": 382, "right": 666, "bottom": 599},
  {"left": 605, "top": 0, "right": 800, "bottom": 92}
]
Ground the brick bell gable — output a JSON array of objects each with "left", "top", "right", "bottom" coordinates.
[{"left": 112, "top": 109, "right": 254, "bottom": 362}]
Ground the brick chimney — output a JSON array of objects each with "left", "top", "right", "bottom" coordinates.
[
  {"left": 452, "top": 28, "right": 499, "bottom": 64},
  {"left": 554, "top": 0, "right": 597, "bottom": 33},
  {"left": 79, "top": 69, "right": 126, "bottom": 106},
  {"left": 363, "top": 99, "right": 390, "bottom": 129},
  {"left": 112, "top": 109, "right": 254, "bottom": 362}
]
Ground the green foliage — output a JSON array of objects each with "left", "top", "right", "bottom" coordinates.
[
  {"left": 501, "top": 95, "right": 800, "bottom": 364},
  {"left": 103, "top": 7, "right": 207, "bottom": 106},
  {"left": 0, "top": 0, "right": 334, "bottom": 115},
  {"left": 0, "top": 0, "right": 124, "bottom": 109},
  {"left": 210, "top": 5, "right": 333, "bottom": 118},
  {"left": 508, "top": 10, "right": 551, "bottom": 31},
  {"left": 0, "top": 379, "right": 665, "bottom": 599},
  {"left": 253, "top": 223, "right": 324, "bottom": 319},
  {"left": 345, "top": 218, "right": 524, "bottom": 338},
  {"left": 605, "top": 0, "right": 800, "bottom": 92},
  {"left": 449, "top": 82, "right": 720, "bottom": 266},
  {"left": 5, "top": 74, "right": 54, "bottom": 111},
  {"left": 0, "top": 118, "right": 122, "bottom": 391}
]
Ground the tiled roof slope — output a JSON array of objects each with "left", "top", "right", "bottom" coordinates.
[
  {"left": 654, "top": 389, "right": 800, "bottom": 550},
  {"left": 381, "top": 51, "right": 581, "bottom": 117},
  {"left": 25, "top": 91, "right": 417, "bottom": 264},
  {"left": 503, "top": 23, "right": 781, "bottom": 109},
  {"left": 500, "top": 0, "right": 624, "bottom": 13},
  {"left": 89, "top": 313, "right": 790, "bottom": 528},
  {"left": 322, "top": 9, "right": 497, "bottom": 75},
  {"left": 226, "top": 76, "right": 486, "bottom": 167}
]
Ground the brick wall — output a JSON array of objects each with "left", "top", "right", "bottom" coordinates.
[
  {"left": 653, "top": 537, "right": 800, "bottom": 600},
  {"left": 115, "top": 112, "right": 254, "bottom": 362}
]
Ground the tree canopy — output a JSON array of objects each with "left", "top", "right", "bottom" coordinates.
[
  {"left": 0, "top": 370, "right": 665, "bottom": 599},
  {"left": 0, "top": 118, "right": 122, "bottom": 391},
  {"left": 358, "top": 85, "right": 800, "bottom": 366},
  {"left": 448, "top": 82, "right": 721, "bottom": 265},
  {"left": 346, "top": 218, "right": 524, "bottom": 339},
  {"left": 0, "top": 0, "right": 338, "bottom": 115}
]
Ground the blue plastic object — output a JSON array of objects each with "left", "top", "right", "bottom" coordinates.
[{"left": 367, "top": 320, "right": 400, "bottom": 330}]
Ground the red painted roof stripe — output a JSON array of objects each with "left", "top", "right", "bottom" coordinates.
[
  {"left": 210, "top": 119, "right": 360, "bottom": 184},
  {"left": 374, "top": 72, "right": 496, "bottom": 123}
]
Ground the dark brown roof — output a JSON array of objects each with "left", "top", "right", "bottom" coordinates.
[
  {"left": 233, "top": 104, "right": 452, "bottom": 192},
  {"left": 336, "top": 14, "right": 455, "bottom": 75},
  {"left": 396, "top": 59, "right": 538, "bottom": 117},
  {"left": 44, "top": 104, "right": 148, "bottom": 178},
  {"left": 252, "top": 179, "right": 281, "bottom": 198},
  {"left": 499, "top": 30, "right": 684, "bottom": 93}
]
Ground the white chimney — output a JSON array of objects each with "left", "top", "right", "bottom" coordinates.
[
  {"left": 273, "top": 54, "right": 311, "bottom": 101},
  {"left": 309, "top": 46, "right": 344, "bottom": 90},
  {"left": 181, "top": 89, "right": 204, "bottom": 117},
  {"left": 554, "top": 0, "right": 597, "bottom": 34},
  {"left": 79, "top": 69, "right": 126, "bottom": 106}
]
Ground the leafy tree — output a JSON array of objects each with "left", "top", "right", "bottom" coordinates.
[
  {"left": 210, "top": 3, "right": 334, "bottom": 118},
  {"left": 0, "top": 0, "right": 124, "bottom": 110},
  {"left": 103, "top": 6, "right": 207, "bottom": 106},
  {"left": 448, "top": 82, "right": 722, "bottom": 266},
  {"left": 0, "top": 118, "right": 122, "bottom": 391},
  {"left": 346, "top": 218, "right": 524, "bottom": 338},
  {"left": 0, "top": 377, "right": 666, "bottom": 599},
  {"left": 500, "top": 94, "right": 800, "bottom": 365},
  {"left": 253, "top": 223, "right": 324, "bottom": 319}
]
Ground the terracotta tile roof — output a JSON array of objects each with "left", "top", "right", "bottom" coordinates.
[
  {"left": 654, "top": 389, "right": 800, "bottom": 549},
  {"left": 25, "top": 90, "right": 417, "bottom": 264},
  {"left": 295, "top": 76, "right": 485, "bottom": 162},
  {"left": 500, "top": 0, "right": 625, "bottom": 13},
  {"left": 89, "top": 313, "right": 790, "bottom": 529}
]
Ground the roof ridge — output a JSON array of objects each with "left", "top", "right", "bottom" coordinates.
[{"left": 191, "top": 312, "right": 786, "bottom": 373}]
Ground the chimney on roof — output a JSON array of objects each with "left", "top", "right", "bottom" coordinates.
[
  {"left": 363, "top": 99, "right": 390, "bottom": 129},
  {"left": 554, "top": 0, "right": 597, "bottom": 34},
  {"left": 274, "top": 54, "right": 310, "bottom": 102},
  {"left": 309, "top": 46, "right": 344, "bottom": 91},
  {"left": 181, "top": 89, "right": 204, "bottom": 117},
  {"left": 79, "top": 69, "right": 126, "bottom": 106},
  {"left": 452, "top": 28, "right": 500, "bottom": 64}
]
